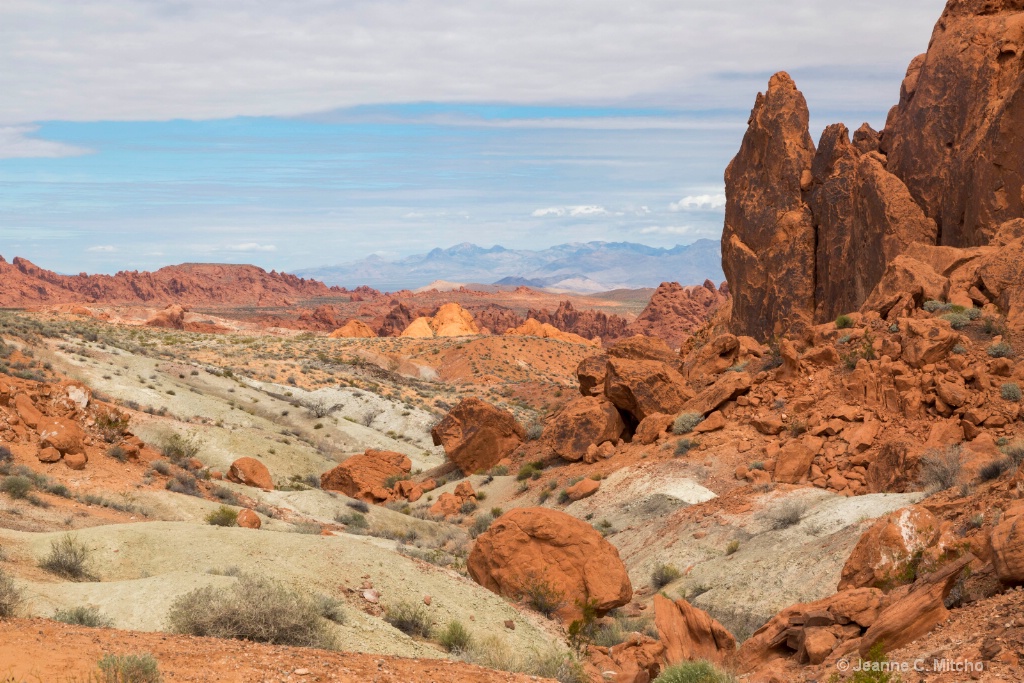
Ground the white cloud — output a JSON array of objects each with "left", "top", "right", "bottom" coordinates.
[
  {"left": 0, "top": 1, "right": 940, "bottom": 123},
  {"left": 532, "top": 205, "right": 609, "bottom": 218},
  {"left": 86, "top": 245, "right": 115, "bottom": 252},
  {"left": 639, "top": 225, "right": 695, "bottom": 235},
  {"left": 0, "top": 125, "right": 91, "bottom": 159},
  {"left": 669, "top": 194, "right": 727, "bottom": 212},
  {"left": 226, "top": 243, "right": 277, "bottom": 252}
]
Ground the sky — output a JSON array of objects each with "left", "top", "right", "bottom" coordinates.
[{"left": 0, "top": 0, "right": 943, "bottom": 274}]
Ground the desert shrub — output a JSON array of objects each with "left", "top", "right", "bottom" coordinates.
[
  {"left": 96, "top": 653, "right": 161, "bottom": 683},
  {"left": 674, "top": 439, "right": 697, "bottom": 456},
  {"left": 383, "top": 600, "right": 432, "bottom": 637},
  {"left": 517, "top": 462, "right": 543, "bottom": 481},
  {"left": 978, "top": 458, "right": 1012, "bottom": 483},
  {"left": 767, "top": 499, "right": 807, "bottom": 530},
  {"left": 651, "top": 563, "right": 681, "bottom": 589},
  {"left": 166, "top": 471, "right": 201, "bottom": 497},
  {"left": 1, "top": 475, "right": 32, "bottom": 500},
  {"left": 462, "top": 635, "right": 586, "bottom": 683},
  {"left": 835, "top": 314, "right": 854, "bottom": 329},
  {"left": 160, "top": 433, "right": 201, "bottom": 463},
  {"left": 526, "top": 423, "right": 544, "bottom": 441},
  {"left": 95, "top": 409, "right": 131, "bottom": 443},
  {"left": 211, "top": 486, "right": 239, "bottom": 505},
  {"left": 923, "top": 300, "right": 950, "bottom": 313},
  {"left": 988, "top": 341, "right": 1014, "bottom": 358},
  {"left": 439, "top": 619, "right": 473, "bottom": 653},
  {"left": 672, "top": 412, "right": 704, "bottom": 435},
  {"left": 346, "top": 499, "right": 370, "bottom": 513},
  {"left": 919, "top": 444, "right": 965, "bottom": 492},
  {"left": 1002, "top": 441, "right": 1024, "bottom": 467},
  {"left": 518, "top": 572, "right": 566, "bottom": 617},
  {"left": 488, "top": 464, "right": 509, "bottom": 476},
  {"left": 336, "top": 511, "right": 368, "bottom": 530},
  {"left": 303, "top": 396, "right": 334, "bottom": 418},
  {"left": 150, "top": 460, "right": 171, "bottom": 476},
  {"left": 469, "top": 513, "right": 494, "bottom": 539},
  {"left": 313, "top": 594, "right": 346, "bottom": 624},
  {"left": 1001, "top": 382, "right": 1022, "bottom": 402},
  {"left": 941, "top": 312, "right": 971, "bottom": 330},
  {"left": 54, "top": 605, "right": 114, "bottom": 628},
  {"left": 205, "top": 506, "right": 238, "bottom": 527},
  {"left": 654, "top": 660, "right": 734, "bottom": 683},
  {"left": 725, "top": 540, "right": 740, "bottom": 555},
  {"left": 40, "top": 533, "right": 94, "bottom": 581},
  {"left": 966, "top": 307, "right": 982, "bottom": 320},
  {"left": 0, "top": 569, "right": 24, "bottom": 618},
  {"left": 167, "top": 574, "right": 336, "bottom": 648},
  {"left": 106, "top": 445, "right": 128, "bottom": 462},
  {"left": 952, "top": 344, "right": 967, "bottom": 355}
]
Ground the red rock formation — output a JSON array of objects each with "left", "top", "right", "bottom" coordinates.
[
  {"left": 226, "top": 457, "right": 274, "bottom": 490},
  {"left": 881, "top": 1, "right": 1024, "bottom": 248},
  {"left": 526, "top": 301, "right": 630, "bottom": 344},
  {"left": 145, "top": 304, "right": 187, "bottom": 330},
  {"left": 319, "top": 449, "right": 411, "bottom": 503},
  {"left": 329, "top": 320, "right": 377, "bottom": 338},
  {"left": 721, "top": 72, "right": 817, "bottom": 340},
  {"left": 236, "top": 509, "right": 262, "bottom": 529},
  {"left": 431, "top": 398, "right": 525, "bottom": 474},
  {"left": 628, "top": 281, "right": 727, "bottom": 349},
  {"left": 473, "top": 304, "right": 524, "bottom": 334},
  {"left": 467, "top": 507, "right": 633, "bottom": 622},
  {"left": 653, "top": 594, "right": 736, "bottom": 666},
  {"left": 377, "top": 302, "right": 419, "bottom": 337},
  {"left": 541, "top": 396, "right": 625, "bottom": 461}
]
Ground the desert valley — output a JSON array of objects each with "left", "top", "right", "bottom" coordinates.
[{"left": 3, "top": 2, "right": 1024, "bottom": 683}]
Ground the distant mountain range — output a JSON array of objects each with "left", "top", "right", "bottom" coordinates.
[{"left": 295, "top": 240, "right": 725, "bottom": 293}]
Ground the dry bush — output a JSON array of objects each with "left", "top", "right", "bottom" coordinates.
[
  {"left": 205, "top": 506, "right": 238, "bottom": 527},
  {"left": 95, "top": 409, "right": 131, "bottom": 443},
  {"left": 40, "top": 533, "right": 94, "bottom": 581},
  {"left": 0, "top": 569, "right": 24, "bottom": 618},
  {"left": 383, "top": 600, "right": 432, "bottom": 637},
  {"left": 166, "top": 574, "right": 336, "bottom": 649},
  {"left": 766, "top": 499, "right": 808, "bottom": 530},
  {"left": 517, "top": 572, "right": 566, "bottom": 617},
  {"left": 96, "top": 653, "right": 161, "bottom": 683},
  {"left": 672, "top": 412, "right": 704, "bottom": 435},
  {"left": 462, "top": 635, "right": 586, "bottom": 683},
  {"left": 438, "top": 619, "right": 472, "bottom": 653},
  {"left": 54, "top": 605, "right": 114, "bottom": 628},
  {"left": 651, "top": 563, "right": 682, "bottom": 589},
  {"left": 919, "top": 444, "right": 965, "bottom": 492}
]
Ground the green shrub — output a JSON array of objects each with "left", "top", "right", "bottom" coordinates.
[
  {"left": 160, "top": 432, "right": 201, "bottom": 463},
  {"left": 313, "top": 594, "right": 346, "bottom": 624},
  {"left": 40, "top": 533, "right": 94, "bottom": 581},
  {"left": 517, "top": 572, "right": 566, "bottom": 617},
  {"left": 672, "top": 412, "right": 704, "bottom": 435},
  {"left": 0, "top": 568, "right": 24, "bottom": 618},
  {"left": 1001, "top": 382, "right": 1022, "bottom": 402},
  {"left": 654, "top": 660, "right": 734, "bottom": 683},
  {"left": 462, "top": 635, "right": 586, "bottom": 683},
  {"left": 96, "top": 653, "right": 161, "bottom": 683},
  {"left": 469, "top": 513, "right": 494, "bottom": 538},
  {"left": 95, "top": 410, "right": 131, "bottom": 443},
  {"left": 725, "top": 540, "right": 740, "bottom": 555},
  {"left": 835, "top": 314, "right": 854, "bottom": 329},
  {"left": 526, "top": 423, "right": 544, "bottom": 441},
  {"left": 335, "top": 511, "right": 368, "bottom": 529},
  {"left": 923, "top": 300, "right": 950, "bottom": 313},
  {"left": 383, "top": 600, "right": 432, "bottom": 637},
  {"left": 941, "top": 312, "right": 971, "bottom": 330},
  {"left": 988, "top": 341, "right": 1014, "bottom": 358},
  {"left": 205, "top": 506, "right": 238, "bottom": 527},
  {"left": 517, "top": 462, "right": 543, "bottom": 481},
  {"left": 438, "top": 619, "right": 472, "bottom": 653},
  {"left": 0, "top": 475, "right": 33, "bottom": 500},
  {"left": 167, "top": 574, "right": 336, "bottom": 648},
  {"left": 54, "top": 605, "right": 114, "bottom": 628},
  {"left": 651, "top": 563, "right": 681, "bottom": 589}
]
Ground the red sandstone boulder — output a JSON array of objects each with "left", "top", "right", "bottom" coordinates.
[
  {"left": 14, "top": 394, "right": 42, "bottom": 429},
  {"left": 320, "top": 449, "right": 411, "bottom": 502},
  {"left": 653, "top": 594, "right": 736, "bottom": 666},
  {"left": 992, "top": 502, "right": 1024, "bottom": 584},
  {"left": 862, "top": 255, "right": 949, "bottom": 320},
  {"left": 565, "top": 478, "right": 600, "bottom": 501},
  {"left": 542, "top": 396, "right": 625, "bottom": 462},
  {"left": 635, "top": 413, "right": 674, "bottom": 445},
  {"left": 681, "top": 373, "right": 752, "bottom": 417},
  {"left": 604, "top": 358, "right": 694, "bottom": 422},
  {"left": 37, "top": 418, "right": 86, "bottom": 455},
  {"left": 236, "top": 509, "right": 261, "bottom": 529},
  {"left": 588, "top": 634, "right": 665, "bottom": 683},
  {"left": 431, "top": 398, "right": 525, "bottom": 474},
  {"left": 429, "top": 480, "right": 477, "bottom": 518},
  {"left": 63, "top": 452, "right": 88, "bottom": 470},
  {"left": 901, "top": 318, "right": 959, "bottom": 368},
  {"left": 467, "top": 507, "right": 632, "bottom": 622},
  {"left": 227, "top": 457, "right": 274, "bottom": 490},
  {"left": 145, "top": 304, "right": 186, "bottom": 330},
  {"left": 773, "top": 441, "right": 816, "bottom": 484},
  {"left": 577, "top": 354, "right": 609, "bottom": 397},
  {"left": 606, "top": 335, "right": 678, "bottom": 363}
]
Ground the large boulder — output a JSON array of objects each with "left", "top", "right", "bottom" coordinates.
[
  {"left": 901, "top": 318, "right": 960, "bottom": 368},
  {"left": 862, "top": 255, "right": 949, "bottom": 320},
  {"left": 577, "top": 354, "right": 609, "bottom": 397},
  {"left": 430, "top": 302, "right": 481, "bottom": 337},
  {"left": 431, "top": 398, "right": 525, "bottom": 474},
  {"left": 542, "top": 396, "right": 625, "bottom": 461},
  {"left": 839, "top": 506, "right": 954, "bottom": 590},
  {"left": 145, "top": 304, "right": 186, "bottom": 330},
  {"left": 721, "top": 72, "right": 816, "bottom": 340},
  {"left": 606, "top": 335, "right": 678, "bottom": 363},
  {"left": 681, "top": 372, "right": 752, "bottom": 417},
  {"left": 772, "top": 440, "right": 816, "bottom": 484},
  {"left": 467, "top": 507, "right": 632, "bottom": 622},
  {"left": 604, "top": 358, "right": 694, "bottom": 422},
  {"left": 653, "top": 594, "right": 736, "bottom": 666},
  {"left": 226, "top": 457, "right": 274, "bottom": 490},
  {"left": 320, "top": 449, "right": 411, "bottom": 503},
  {"left": 37, "top": 418, "right": 86, "bottom": 455},
  {"left": 328, "top": 320, "right": 377, "bottom": 338}
]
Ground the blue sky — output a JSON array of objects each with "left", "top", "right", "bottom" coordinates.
[{"left": 0, "top": 1, "right": 943, "bottom": 274}]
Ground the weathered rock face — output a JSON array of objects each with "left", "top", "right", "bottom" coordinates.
[
  {"left": 527, "top": 300, "right": 631, "bottom": 344},
  {"left": 226, "top": 457, "right": 274, "bottom": 490},
  {"left": 145, "top": 304, "right": 187, "bottom": 330},
  {"left": 505, "top": 318, "right": 598, "bottom": 346},
  {"left": 542, "top": 396, "right": 625, "bottom": 461},
  {"left": 604, "top": 358, "right": 694, "bottom": 422},
  {"left": 319, "top": 449, "right": 411, "bottom": 503},
  {"left": 808, "top": 125, "right": 937, "bottom": 322},
  {"left": 722, "top": 72, "right": 817, "bottom": 340},
  {"left": 467, "top": 507, "right": 632, "bottom": 622},
  {"left": 653, "top": 594, "right": 736, "bottom": 666},
  {"left": 992, "top": 501, "right": 1024, "bottom": 583},
  {"left": 328, "top": 320, "right": 377, "bottom": 338},
  {"left": 431, "top": 398, "right": 525, "bottom": 474},
  {"left": 882, "top": 2, "right": 1024, "bottom": 248}
]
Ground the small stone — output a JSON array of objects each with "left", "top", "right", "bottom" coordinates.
[
  {"left": 423, "top": 595, "right": 431, "bottom": 606},
  {"left": 294, "top": 669, "right": 310, "bottom": 676},
  {"left": 504, "top": 619, "right": 515, "bottom": 630}
]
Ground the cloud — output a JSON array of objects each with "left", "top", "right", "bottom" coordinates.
[
  {"left": 226, "top": 243, "right": 277, "bottom": 252},
  {"left": 0, "top": 125, "right": 91, "bottom": 159},
  {"left": 85, "top": 245, "right": 116, "bottom": 252},
  {"left": 669, "top": 194, "right": 727, "bottom": 212},
  {"left": 532, "top": 205, "right": 609, "bottom": 218},
  {"left": 638, "top": 225, "right": 696, "bottom": 236},
  {"left": 0, "top": 2, "right": 940, "bottom": 123}
]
